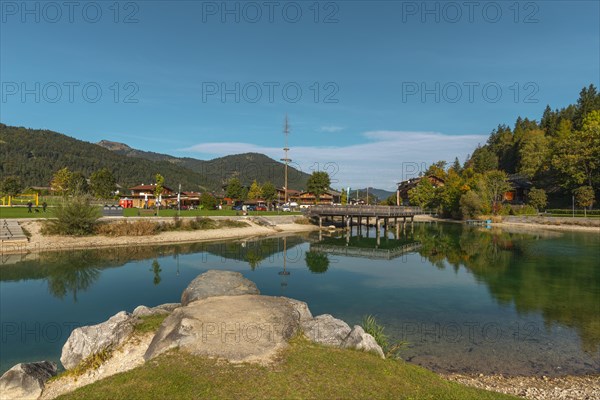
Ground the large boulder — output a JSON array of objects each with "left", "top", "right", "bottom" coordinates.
[
  {"left": 181, "top": 270, "right": 260, "bottom": 306},
  {"left": 60, "top": 311, "right": 135, "bottom": 370},
  {"left": 145, "top": 295, "right": 300, "bottom": 364},
  {"left": 342, "top": 325, "right": 385, "bottom": 358},
  {"left": 301, "top": 314, "right": 352, "bottom": 347},
  {"left": 0, "top": 361, "right": 57, "bottom": 400}
]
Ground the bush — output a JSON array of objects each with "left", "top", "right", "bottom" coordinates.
[
  {"left": 218, "top": 219, "right": 249, "bottom": 228},
  {"left": 95, "top": 220, "right": 159, "bottom": 236},
  {"left": 459, "top": 191, "right": 483, "bottom": 219},
  {"left": 42, "top": 195, "right": 100, "bottom": 236}
]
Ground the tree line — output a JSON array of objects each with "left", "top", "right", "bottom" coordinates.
[{"left": 384, "top": 85, "right": 599, "bottom": 218}]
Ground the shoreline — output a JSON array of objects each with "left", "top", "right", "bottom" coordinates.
[
  {"left": 414, "top": 214, "right": 600, "bottom": 233},
  {"left": 2, "top": 214, "right": 598, "bottom": 255},
  {"left": 443, "top": 373, "right": 600, "bottom": 400},
  {"left": 0, "top": 216, "right": 318, "bottom": 255}
]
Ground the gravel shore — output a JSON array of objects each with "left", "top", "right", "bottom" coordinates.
[{"left": 444, "top": 373, "right": 600, "bottom": 400}]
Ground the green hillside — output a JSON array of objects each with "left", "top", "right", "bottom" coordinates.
[
  {"left": 0, "top": 125, "right": 310, "bottom": 192},
  {"left": 97, "top": 140, "right": 310, "bottom": 190}
]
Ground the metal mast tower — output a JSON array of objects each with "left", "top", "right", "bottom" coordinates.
[{"left": 280, "top": 115, "right": 292, "bottom": 204}]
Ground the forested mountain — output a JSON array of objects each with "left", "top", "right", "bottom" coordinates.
[
  {"left": 0, "top": 125, "right": 309, "bottom": 192},
  {"left": 97, "top": 140, "right": 310, "bottom": 190}
]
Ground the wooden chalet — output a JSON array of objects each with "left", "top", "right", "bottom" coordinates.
[
  {"left": 298, "top": 189, "right": 342, "bottom": 205},
  {"left": 396, "top": 175, "right": 445, "bottom": 205},
  {"left": 504, "top": 174, "right": 532, "bottom": 204},
  {"left": 125, "top": 184, "right": 174, "bottom": 208}
]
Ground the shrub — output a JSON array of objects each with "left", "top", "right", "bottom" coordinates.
[
  {"left": 188, "top": 217, "right": 218, "bottom": 230},
  {"left": 95, "top": 220, "right": 159, "bottom": 236},
  {"left": 459, "top": 191, "right": 483, "bottom": 219},
  {"left": 42, "top": 195, "right": 100, "bottom": 236},
  {"left": 218, "top": 219, "right": 249, "bottom": 228}
]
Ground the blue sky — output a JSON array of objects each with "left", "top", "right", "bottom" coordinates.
[{"left": 1, "top": 1, "right": 599, "bottom": 190}]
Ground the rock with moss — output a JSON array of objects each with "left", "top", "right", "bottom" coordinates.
[
  {"left": 145, "top": 294, "right": 300, "bottom": 364},
  {"left": 60, "top": 311, "right": 135, "bottom": 370},
  {"left": 0, "top": 361, "right": 57, "bottom": 400},
  {"left": 180, "top": 270, "right": 259, "bottom": 306}
]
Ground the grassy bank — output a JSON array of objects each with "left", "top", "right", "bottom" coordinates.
[
  {"left": 0, "top": 207, "right": 300, "bottom": 219},
  {"left": 57, "top": 337, "right": 515, "bottom": 400}
]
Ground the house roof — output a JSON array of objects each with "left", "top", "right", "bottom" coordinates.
[{"left": 129, "top": 184, "right": 174, "bottom": 192}]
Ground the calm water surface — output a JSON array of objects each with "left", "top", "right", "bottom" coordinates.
[{"left": 1, "top": 223, "right": 598, "bottom": 376}]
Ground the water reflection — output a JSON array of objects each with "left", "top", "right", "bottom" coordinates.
[
  {"left": 305, "top": 251, "right": 330, "bottom": 274},
  {"left": 413, "top": 223, "right": 600, "bottom": 353},
  {"left": 1, "top": 226, "right": 598, "bottom": 375}
]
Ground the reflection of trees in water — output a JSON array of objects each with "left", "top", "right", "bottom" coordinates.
[
  {"left": 203, "top": 237, "right": 306, "bottom": 270},
  {"left": 414, "top": 224, "right": 600, "bottom": 352},
  {"left": 150, "top": 259, "right": 162, "bottom": 285},
  {"left": 43, "top": 251, "right": 102, "bottom": 302},
  {"left": 305, "top": 251, "right": 329, "bottom": 274}
]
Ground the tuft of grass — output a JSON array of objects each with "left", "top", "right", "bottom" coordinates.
[
  {"left": 95, "top": 220, "right": 159, "bottom": 236},
  {"left": 362, "top": 314, "right": 389, "bottom": 350},
  {"left": 56, "top": 336, "right": 516, "bottom": 400},
  {"left": 133, "top": 314, "right": 168, "bottom": 334},
  {"left": 294, "top": 217, "right": 312, "bottom": 225},
  {"left": 61, "top": 348, "right": 113, "bottom": 380},
  {"left": 362, "top": 315, "right": 410, "bottom": 359},
  {"left": 217, "top": 219, "right": 249, "bottom": 228}
]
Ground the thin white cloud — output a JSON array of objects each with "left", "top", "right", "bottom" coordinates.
[
  {"left": 182, "top": 131, "right": 486, "bottom": 191},
  {"left": 319, "top": 125, "right": 344, "bottom": 133}
]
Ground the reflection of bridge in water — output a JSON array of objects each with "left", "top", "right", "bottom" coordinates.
[{"left": 311, "top": 241, "right": 421, "bottom": 260}]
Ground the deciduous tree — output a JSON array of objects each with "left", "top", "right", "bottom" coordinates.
[{"left": 307, "top": 171, "right": 331, "bottom": 203}]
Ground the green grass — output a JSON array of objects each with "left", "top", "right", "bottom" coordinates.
[
  {"left": 133, "top": 314, "right": 169, "bottom": 334},
  {"left": 0, "top": 206, "right": 54, "bottom": 218},
  {"left": 123, "top": 208, "right": 301, "bottom": 217},
  {"left": 0, "top": 206, "right": 300, "bottom": 219},
  {"left": 57, "top": 337, "right": 516, "bottom": 400}
]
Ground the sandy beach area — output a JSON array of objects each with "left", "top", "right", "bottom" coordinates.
[{"left": 1, "top": 216, "right": 318, "bottom": 255}]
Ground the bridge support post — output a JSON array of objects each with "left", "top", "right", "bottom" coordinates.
[
  {"left": 376, "top": 218, "right": 381, "bottom": 247},
  {"left": 319, "top": 216, "right": 322, "bottom": 230}
]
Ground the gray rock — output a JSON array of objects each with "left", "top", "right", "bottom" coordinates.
[
  {"left": 154, "top": 303, "right": 180, "bottom": 313},
  {"left": 0, "top": 361, "right": 57, "bottom": 400},
  {"left": 181, "top": 270, "right": 260, "bottom": 306},
  {"left": 342, "top": 325, "right": 385, "bottom": 358},
  {"left": 301, "top": 314, "right": 352, "bottom": 347},
  {"left": 133, "top": 305, "right": 168, "bottom": 318},
  {"left": 145, "top": 294, "right": 300, "bottom": 364},
  {"left": 60, "top": 311, "right": 135, "bottom": 370},
  {"left": 285, "top": 298, "right": 313, "bottom": 323}
]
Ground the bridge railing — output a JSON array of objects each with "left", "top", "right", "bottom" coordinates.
[{"left": 308, "top": 205, "right": 422, "bottom": 217}]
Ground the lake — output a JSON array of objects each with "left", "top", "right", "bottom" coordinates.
[{"left": 1, "top": 223, "right": 598, "bottom": 376}]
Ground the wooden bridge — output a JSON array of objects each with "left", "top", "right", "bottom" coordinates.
[{"left": 307, "top": 205, "right": 423, "bottom": 230}]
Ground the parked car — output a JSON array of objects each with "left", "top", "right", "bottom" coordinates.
[
  {"left": 255, "top": 205, "right": 267, "bottom": 211},
  {"left": 232, "top": 204, "right": 243, "bottom": 211},
  {"left": 246, "top": 205, "right": 256, "bottom": 211}
]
